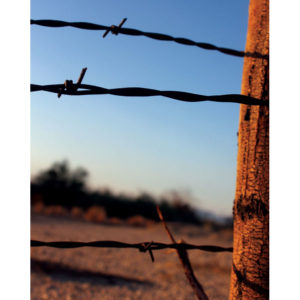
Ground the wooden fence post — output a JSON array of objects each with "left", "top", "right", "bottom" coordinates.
[{"left": 229, "top": 0, "right": 269, "bottom": 299}]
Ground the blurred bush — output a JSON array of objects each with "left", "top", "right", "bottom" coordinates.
[
  {"left": 31, "top": 160, "right": 209, "bottom": 225},
  {"left": 83, "top": 206, "right": 107, "bottom": 223},
  {"left": 108, "top": 217, "right": 123, "bottom": 226},
  {"left": 70, "top": 206, "right": 84, "bottom": 218},
  {"left": 31, "top": 160, "right": 89, "bottom": 208},
  {"left": 43, "top": 205, "right": 69, "bottom": 217},
  {"left": 32, "top": 201, "right": 44, "bottom": 214},
  {"left": 126, "top": 215, "right": 154, "bottom": 227}
]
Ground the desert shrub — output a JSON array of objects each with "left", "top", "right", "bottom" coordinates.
[
  {"left": 126, "top": 215, "right": 154, "bottom": 227},
  {"left": 108, "top": 217, "right": 123, "bottom": 225},
  {"left": 31, "top": 161, "right": 204, "bottom": 224},
  {"left": 70, "top": 206, "right": 84, "bottom": 218},
  {"left": 31, "top": 160, "right": 89, "bottom": 208},
  {"left": 84, "top": 206, "right": 107, "bottom": 223},
  {"left": 32, "top": 201, "right": 44, "bottom": 214},
  {"left": 43, "top": 205, "right": 69, "bottom": 216},
  {"left": 158, "top": 199, "right": 201, "bottom": 224}
]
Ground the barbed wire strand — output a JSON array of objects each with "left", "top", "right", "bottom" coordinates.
[
  {"left": 30, "top": 19, "right": 268, "bottom": 59},
  {"left": 31, "top": 240, "right": 233, "bottom": 253},
  {"left": 31, "top": 83, "right": 268, "bottom": 106}
]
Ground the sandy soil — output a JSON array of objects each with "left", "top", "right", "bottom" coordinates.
[{"left": 31, "top": 214, "right": 233, "bottom": 300}]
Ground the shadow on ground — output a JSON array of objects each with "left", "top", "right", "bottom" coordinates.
[{"left": 31, "top": 259, "right": 154, "bottom": 287}]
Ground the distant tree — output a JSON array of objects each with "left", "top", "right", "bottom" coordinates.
[
  {"left": 31, "top": 160, "right": 89, "bottom": 208},
  {"left": 159, "top": 191, "right": 201, "bottom": 224},
  {"left": 31, "top": 161, "right": 204, "bottom": 224}
]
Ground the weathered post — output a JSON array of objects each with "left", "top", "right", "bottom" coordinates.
[{"left": 229, "top": 0, "right": 269, "bottom": 299}]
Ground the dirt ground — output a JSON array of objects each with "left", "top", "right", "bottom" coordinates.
[{"left": 31, "top": 214, "right": 233, "bottom": 300}]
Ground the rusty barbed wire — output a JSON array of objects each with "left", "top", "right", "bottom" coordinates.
[
  {"left": 31, "top": 83, "right": 268, "bottom": 106},
  {"left": 30, "top": 19, "right": 268, "bottom": 59},
  {"left": 31, "top": 239, "right": 233, "bottom": 263},
  {"left": 31, "top": 240, "right": 232, "bottom": 252}
]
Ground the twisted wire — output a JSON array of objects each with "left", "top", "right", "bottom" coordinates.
[
  {"left": 30, "top": 19, "right": 268, "bottom": 59},
  {"left": 31, "top": 240, "right": 233, "bottom": 253},
  {"left": 31, "top": 83, "right": 268, "bottom": 106}
]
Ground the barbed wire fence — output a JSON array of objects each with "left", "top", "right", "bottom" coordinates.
[
  {"left": 31, "top": 82, "right": 267, "bottom": 106},
  {"left": 31, "top": 240, "right": 233, "bottom": 258},
  {"left": 31, "top": 19, "right": 269, "bottom": 59},
  {"left": 31, "top": 206, "right": 232, "bottom": 300},
  {"left": 30, "top": 18, "right": 268, "bottom": 300},
  {"left": 31, "top": 66, "right": 268, "bottom": 106}
]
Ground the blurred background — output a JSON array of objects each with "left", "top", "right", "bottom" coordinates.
[{"left": 31, "top": 0, "right": 250, "bottom": 219}]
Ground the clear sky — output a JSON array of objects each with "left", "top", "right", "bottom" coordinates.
[{"left": 31, "top": 0, "right": 250, "bottom": 216}]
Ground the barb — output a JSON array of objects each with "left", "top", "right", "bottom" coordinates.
[
  {"left": 30, "top": 19, "right": 268, "bottom": 59},
  {"left": 57, "top": 81, "right": 71, "bottom": 98},
  {"left": 139, "top": 241, "right": 155, "bottom": 262},
  {"left": 57, "top": 67, "right": 88, "bottom": 98},
  {"left": 103, "top": 18, "right": 127, "bottom": 38},
  {"left": 31, "top": 83, "right": 268, "bottom": 106},
  {"left": 31, "top": 240, "right": 233, "bottom": 252}
]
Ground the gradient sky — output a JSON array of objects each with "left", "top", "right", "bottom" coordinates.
[{"left": 31, "top": 0, "right": 250, "bottom": 215}]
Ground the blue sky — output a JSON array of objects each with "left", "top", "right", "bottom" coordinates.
[{"left": 31, "top": 0, "right": 250, "bottom": 215}]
